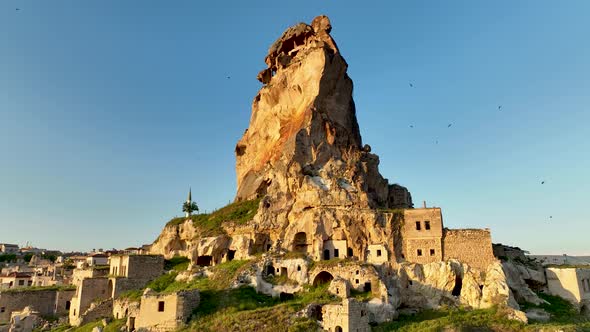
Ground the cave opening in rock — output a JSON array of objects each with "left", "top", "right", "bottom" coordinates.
[
  {"left": 313, "top": 271, "right": 334, "bottom": 286},
  {"left": 266, "top": 264, "right": 275, "bottom": 276},
  {"left": 452, "top": 275, "right": 463, "bottom": 297},
  {"left": 196, "top": 255, "right": 213, "bottom": 267},
  {"left": 293, "top": 232, "right": 308, "bottom": 253},
  {"left": 227, "top": 250, "right": 236, "bottom": 261}
]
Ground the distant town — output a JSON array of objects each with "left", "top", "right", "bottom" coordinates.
[{"left": 0, "top": 243, "right": 152, "bottom": 290}]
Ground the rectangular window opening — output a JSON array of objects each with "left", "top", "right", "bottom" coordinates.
[
  {"left": 376, "top": 250, "right": 382, "bottom": 257},
  {"left": 415, "top": 221, "right": 421, "bottom": 231},
  {"left": 334, "top": 249, "right": 339, "bottom": 258},
  {"left": 425, "top": 221, "right": 431, "bottom": 230},
  {"left": 430, "top": 249, "right": 435, "bottom": 256},
  {"left": 417, "top": 249, "right": 423, "bottom": 256},
  {"left": 158, "top": 301, "right": 165, "bottom": 312}
]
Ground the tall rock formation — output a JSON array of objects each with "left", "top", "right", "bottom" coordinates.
[{"left": 235, "top": 15, "right": 412, "bottom": 210}]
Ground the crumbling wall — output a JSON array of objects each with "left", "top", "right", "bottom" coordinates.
[
  {"left": 0, "top": 289, "right": 64, "bottom": 323},
  {"left": 77, "top": 299, "right": 113, "bottom": 326},
  {"left": 69, "top": 278, "right": 109, "bottom": 326},
  {"left": 113, "top": 298, "right": 140, "bottom": 320},
  {"left": 442, "top": 229, "right": 496, "bottom": 270}
]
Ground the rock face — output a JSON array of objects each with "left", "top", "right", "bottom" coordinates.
[
  {"left": 235, "top": 15, "right": 411, "bottom": 210},
  {"left": 149, "top": 15, "right": 539, "bottom": 326}
]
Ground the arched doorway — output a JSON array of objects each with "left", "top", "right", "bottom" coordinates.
[
  {"left": 313, "top": 271, "right": 334, "bottom": 286},
  {"left": 335, "top": 326, "right": 343, "bottom": 332},
  {"left": 293, "top": 232, "right": 308, "bottom": 253}
]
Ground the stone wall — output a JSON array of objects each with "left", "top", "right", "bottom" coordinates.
[
  {"left": 442, "top": 229, "right": 496, "bottom": 270},
  {"left": 110, "top": 277, "right": 151, "bottom": 299},
  {"left": 54, "top": 290, "right": 75, "bottom": 317},
  {"left": 0, "top": 289, "right": 74, "bottom": 323}
]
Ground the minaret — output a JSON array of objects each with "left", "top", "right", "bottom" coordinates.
[{"left": 185, "top": 187, "right": 192, "bottom": 218}]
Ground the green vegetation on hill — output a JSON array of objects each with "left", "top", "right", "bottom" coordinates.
[
  {"left": 59, "top": 319, "right": 126, "bottom": 332},
  {"left": 373, "top": 307, "right": 527, "bottom": 332},
  {"left": 164, "top": 256, "right": 190, "bottom": 271},
  {"left": 0, "top": 254, "right": 17, "bottom": 263},
  {"left": 2, "top": 285, "right": 76, "bottom": 294},
  {"left": 521, "top": 292, "right": 588, "bottom": 325},
  {"left": 375, "top": 293, "right": 590, "bottom": 332},
  {"left": 166, "top": 198, "right": 261, "bottom": 236},
  {"left": 183, "top": 277, "right": 336, "bottom": 332}
]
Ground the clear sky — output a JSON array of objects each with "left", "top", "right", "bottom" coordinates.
[{"left": 1, "top": 1, "right": 589, "bottom": 254}]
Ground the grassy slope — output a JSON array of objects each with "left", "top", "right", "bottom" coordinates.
[
  {"left": 178, "top": 261, "right": 339, "bottom": 332},
  {"left": 165, "top": 198, "right": 261, "bottom": 236},
  {"left": 375, "top": 292, "right": 590, "bottom": 332}
]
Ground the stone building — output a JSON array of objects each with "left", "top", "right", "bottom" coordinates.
[
  {"left": 321, "top": 298, "right": 370, "bottom": 332},
  {"left": 0, "top": 245, "right": 18, "bottom": 255},
  {"left": 0, "top": 273, "right": 32, "bottom": 290},
  {"left": 68, "top": 278, "right": 110, "bottom": 326},
  {"left": 546, "top": 267, "right": 590, "bottom": 312},
  {"left": 402, "top": 208, "right": 444, "bottom": 264},
  {"left": 108, "top": 255, "right": 164, "bottom": 298},
  {"left": 135, "top": 288, "right": 200, "bottom": 331}
]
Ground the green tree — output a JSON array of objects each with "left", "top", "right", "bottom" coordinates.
[{"left": 183, "top": 201, "right": 199, "bottom": 216}]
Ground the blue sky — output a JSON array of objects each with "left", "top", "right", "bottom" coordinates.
[{"left": 1, "top": 1, "right": 588, "bottom": 254}]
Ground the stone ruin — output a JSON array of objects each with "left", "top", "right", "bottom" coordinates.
[{"left": 148, "top": 15, "right": 544, "bottom": 328}]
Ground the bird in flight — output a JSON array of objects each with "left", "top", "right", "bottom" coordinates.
[
  {"left": 409, "top": 125, "right": 414, "bottom": 128},
  {"left": 498, "top": 105, "right": 502, "bottom": 111},
  {"left": 409, "top": 83, "right": 414, "bottom": 88},
  {"left": 16, "top": 8, "right": 20, "bottom": 11},
  {"left": 549, "top": 216, "right": 553, "bottom": 220},
  {"left": 541, "top": 181, "right": 545, "bottom": 184},
  {"left": 226, "top": 76, "right": 231, "bottom": 79},
  {"left": 447, "top": 123, "right": 452, "bottom": 128}
]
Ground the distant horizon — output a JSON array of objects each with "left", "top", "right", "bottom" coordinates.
[{"left": 1, "top": 1, "right": 589, "bottom": 255}]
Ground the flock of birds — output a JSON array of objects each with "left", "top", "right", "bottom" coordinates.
[
  {"left": 11, "top": 7, "right": 554, "bottom": 222},
  {"left": 408, "top": 82, "right": 552, "bottom": 221}
]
